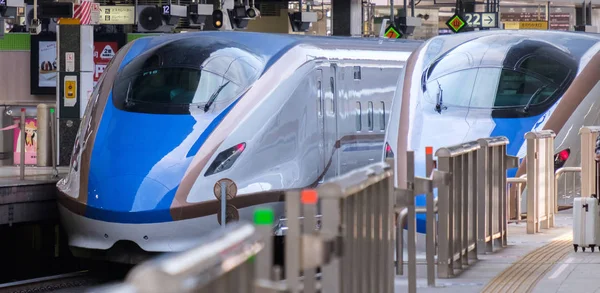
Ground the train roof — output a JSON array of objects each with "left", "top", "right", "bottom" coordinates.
[
  {"left": 124, "top": 31, "right": 423, "bottom": 73},
  {"left": 426, "top": 30, "right": 600, "bottom": 65}
]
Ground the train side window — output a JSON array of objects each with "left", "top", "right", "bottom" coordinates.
[
  {"left": 356, "top": 102, "right": 362, "bottom": 131},
  {"left": 329, "top": 77, "right": 335, "bottom": 114},
  {"left": 367, "top": 102, "right": 374, "bottom": 131},
  {"left": 380, "top": 101, "right": 386, "bottom": 130},
  {"left": 317, "top": 81, "right": 322, "bottom": 116},
  {"left": 469, "top": 68, "right": 501, "bottom": 108},
  {"left": 354, "top": 66, "right": 362, "bottom": 80},
  {"left": 518, "top": 55, "right": 571, "bottom": 86},
  {"left": 426, "top": 52, "right": 473, "bottom": 81}
]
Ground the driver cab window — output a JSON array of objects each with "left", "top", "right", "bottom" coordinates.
[
  {"left": 494, "top": 70, "right": 557, "bottom": 108},
  {"left": 423, "top": 68, "right": 477, "bottom": 107}
]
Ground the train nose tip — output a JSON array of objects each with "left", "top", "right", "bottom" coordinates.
[{"left": 87, "top": 175, "right": 173, "bottom": 222}]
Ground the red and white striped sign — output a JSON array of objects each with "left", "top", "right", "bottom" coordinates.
[{"left": 73, "top": 0, "right": 92, "bottom": 25}]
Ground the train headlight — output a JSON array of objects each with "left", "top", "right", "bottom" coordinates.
[
  {"left": 554, "top": 148, "right": 570, "bottom": 170},
  {"left": 204, "top": 142, "right": 246, "bottom": 177}
]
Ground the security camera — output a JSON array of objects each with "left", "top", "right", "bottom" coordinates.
[
  {"left": 29, "top": 18, "right": 41, "bottom": 35},
  {"left": 246, "top": 6, "right": 259, "bottom": 19}
]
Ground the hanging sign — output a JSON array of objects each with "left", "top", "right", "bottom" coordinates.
[
  {"left": 446, "top": 14, "right": 467, "bottom": 33},
  {"left": 384, "top": 24, "right": 403, "bottom": 39}
]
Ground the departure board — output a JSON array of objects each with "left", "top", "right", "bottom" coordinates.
[{"left": 500, "top": 6, "right": 572, "bottom": 31}]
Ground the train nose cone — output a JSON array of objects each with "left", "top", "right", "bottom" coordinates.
[{"left": 86, "top": 174, "right": 174, "bottom": 223}]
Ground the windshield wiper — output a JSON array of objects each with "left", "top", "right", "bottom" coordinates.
[
  {"left": 434, "top": 81, "right": 447, "bottom": 114},
  {"left": 521, "top": 85, "right": 548, "bottom": 113},
  {"left": 204, "top": 81, "right": 230, "bottom": 112},
  {"left": 124, "top": 82, "right": 136, "bottom": 108}
]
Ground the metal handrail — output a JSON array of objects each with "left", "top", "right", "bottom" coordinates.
[
  {"left": 92, "top": 222, "right": 264, "bottom": 293},
  {"left": 555, "top": 166, "right": 581, "bottom": 211},
  {"left": 395, "top": 197, "right": 439, "bottom": 277},
  {"left": 507, "top": 175, "right": 527, "bottom": 223}
]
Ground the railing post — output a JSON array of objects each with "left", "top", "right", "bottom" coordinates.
[
  {"left": 385, "top": 159, "right": 395, "bottom": 293},
  {"left": 36, "top": 104, "right": 50, "bottom": 167},
  {"left": 460, "top": 153, "right": 468, "bottom": 267},
  {"left": 476, "top": 140, "right": 490, "bottom": 254},
  {"left": 19, "top": 108, "right": 25, "bottom": 180},
  {"left": 426, "top": 146, "right": 434, "bottom": 176},
  {"left": 435, "top": 149, "right": 453, "bottom": 278},
  {"left": 526, "top": 132, "right": 538, "bottom": 234},
  {"left": 285, "top": 190, "right": 300, "bottom": 293},
  {"left": 301, "top": 190, "right": 317, "bottom": 293},
  {"left": 579, "top": 126, "right": 600, "bottom": 199},
  {"left": 406, "top": 150, "right": 417, "bottom": 293},
  {"left": 50, "top": 108, "right": 58, "bottom": 178},
  {"left": 320, "top": 185, "right": 342, "bottom": 293},
  {"left": 493, "top": 144, "right": 502, "bottom": 248},
  {"left": 546, "top": 133, "right": 555, "bottom": 228},
  {"left": 453, "top": 152, "right": 463, "bottom": 270},
  {"left": 254, "top": 209, "right": 274, "bottom": 281},
  {"left": 525, "top": 130, "right": 556, "bottom": 234},
  {"left": 425, "top": 166, "right": 436, "bottom": 286},
  {"left": 468, "top": 149, "right": 478, "bottom": 260}
]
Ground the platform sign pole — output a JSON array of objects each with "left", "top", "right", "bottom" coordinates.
[
  {"left": 221, "top": 181, "right": 227, "bottom": 227},
  {"left": 50, "top": 108, "right": 58, "bottom": 178},
  {"left": 19, "top": 108, "right": 25, "bottom": 180}
]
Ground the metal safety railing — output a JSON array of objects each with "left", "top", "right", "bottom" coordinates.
[
  {"left": 437, "top": 137, "right": 517, "bottom": 275},
  {"left": 395, "top": 152, "right": 448, "bottom": 292},
  {"left": 507, "top": 127, "right": 600, "bottom": 228},
  {"left": 507, "top": 175, "right": 527, "bottom": 224},
  {"left": 36, "top": 104, "right": 59, "bottom": 177},
  {"left": 524, "top": 130, "right": 556, "bottom": 234},
  {"left": 555, "top": 167, "right": 581, "bottom": 209},
  {"left": 395, "top": 136, "right": 518, "bottom": 292},
  {"left": 1, "top": 105, "right": 59, "bottom": 180}
]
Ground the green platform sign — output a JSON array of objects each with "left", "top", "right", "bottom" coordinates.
[
  {"left": 446, "top": 14, "right": 466, "bottom": 33},
  {"left": 384, "top": 24, "right": 402, "bottom": 39}
]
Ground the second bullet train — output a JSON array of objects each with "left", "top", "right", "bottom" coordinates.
[
  {"left": 385, "top": 30, "right": 600, "bottom": 235},
  {"left": 56, "top": 31, "right": 422, "bottom": 263}
]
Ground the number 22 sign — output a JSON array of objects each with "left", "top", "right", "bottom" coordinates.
[{"left": 463, "top": 12, "right": 498, "bottom": 28}]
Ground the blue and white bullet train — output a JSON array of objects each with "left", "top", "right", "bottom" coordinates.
[
  {"left": 56, "top": 32, "right": 422, "bottom": 262},
  {"left": 385, "top": 30, "right": 600, "bottom": 238}
]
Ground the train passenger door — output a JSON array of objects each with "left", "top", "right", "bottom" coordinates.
[
  {"left": 323, "top": 64, "right": 339, "bottom": 180},
  {"left": 316, "top": 69, "right": 326, "bottom": 180}
]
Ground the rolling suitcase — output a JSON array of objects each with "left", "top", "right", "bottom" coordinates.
[{"left": 573, "top": 161, "right": 600, "bottom": 252}]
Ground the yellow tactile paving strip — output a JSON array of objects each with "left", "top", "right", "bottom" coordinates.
[{"left": 481, "top": 233, "right": 573, "bottom": 293}]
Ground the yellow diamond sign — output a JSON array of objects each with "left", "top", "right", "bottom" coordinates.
[{"left": 446, "top": 14, "right": 466, "bottom": 33}]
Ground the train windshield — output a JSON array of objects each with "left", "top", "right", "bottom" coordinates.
[
  {"left": 112, "top": 37, "right": 264, "bottom": 114},
  {"left": 421, "top": 37, "right": 577, "bottom": 118}
]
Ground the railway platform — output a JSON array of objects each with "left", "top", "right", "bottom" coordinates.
[
  {"left": 395, "top": 209, "right": 580, "bottom": 293},
  {"left": 0, "top": 165, "right": 68, "bottom": 225}
]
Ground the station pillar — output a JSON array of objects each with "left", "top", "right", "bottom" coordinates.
[
  {"left": 331, "top": 0, "right": 362, "bottom": 36},
  {"left": 56, "top": 20, "right": 94, "bottom": 166}
]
